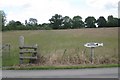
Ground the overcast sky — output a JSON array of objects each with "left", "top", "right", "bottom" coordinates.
[
  {"left": 118, "top": 1, "right": 120, "bottom": 18},
  {"left": 0, "top": 0, "right": 119, "bottom": 24}
]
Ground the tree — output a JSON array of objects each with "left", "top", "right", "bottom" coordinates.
[
  {"left": 72, "top": 16, "right": 84, "bottom": 29},
  {"left": 113, "top": 18, "right": 118, "bottom": 27},
  {"left": 41, "top": 23, "right": 52, "bottom": 30},
  {"left": 49, "top": 14, "right": 63, "bottom": 29},
  {"left": 0, "top": 11, "right": 7, "bottom": 31},
  {"left": 97, "top": 16, "right": 107, "bottom": 27},
  {"left": 107, "top": 15, "right": 114, "bottom": 27},
  {"left": 6, "top": 20, "right": 16, "bottom": 30},
  {"left": 62, "top": 16, "right": 72, "bottom": 29},
  {"left": 6, "top": 20, "right": 24, "bottom": 30},
  {"left": 28, "top": 18, "right": 38, "bottom": 26},
  {"left": 118, "top": 18, "right": 120, "bottom": 26},
  {"left": 15, "top": 21, "right": 22, "bottom": 26},
  {"left": 107, "top": 15, "right": 118, "bottom": 27},
  {"left": 85, "top": 16, "right": 96, "bottom": 28},
  {"left": 25, "top": 20, "right": 28, "bottom": 26}
]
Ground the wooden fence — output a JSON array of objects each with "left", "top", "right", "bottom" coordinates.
[{"left": 19, "top": 36, "right": 38, "bottom": 64}]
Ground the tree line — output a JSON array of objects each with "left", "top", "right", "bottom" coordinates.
[{"left": 1, "top": 11, "right": 119, "bottom": 31}]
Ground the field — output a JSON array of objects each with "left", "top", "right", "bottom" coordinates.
[{"left": 2, "top": 28, "right": 118, "bottom": 66}]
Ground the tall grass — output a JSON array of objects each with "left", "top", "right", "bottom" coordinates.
[
  {"left": 36, "top": 48, "right": 118, "bottom": 66},
  {"left": 2, "top": 28, "right": 118, "bottom": 66}
]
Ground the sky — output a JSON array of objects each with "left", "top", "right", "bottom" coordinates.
[
  {"left": 119, "top": 1, "right": 120, "bottom": 18},
  {"left": 0, "top": 0, "right": 119, "bottom": 24}
]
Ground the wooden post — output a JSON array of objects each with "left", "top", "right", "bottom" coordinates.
[
  {"left": 90, "top": 47, "right": 94, "bottom": 64},
  {"left": 19, "top": 36, "right": 24, "bottom": 64},
  {"left": 19, "top": 36, "right": 24, "bottom": 47}
]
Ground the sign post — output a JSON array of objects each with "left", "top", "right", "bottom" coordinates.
[
  {"left": 90, "top": 47, "right": 94, "bottom": 64},
  {"left": 84, "top": 42, "right": 103, "bottom": 64}
]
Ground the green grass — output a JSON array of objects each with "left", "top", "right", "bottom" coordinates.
[
  {"left": 3, "top": 64, "right": 119, "bottom": 70},
  {"left": 2, "top": 28, "right": 118, "bottom": 66}
]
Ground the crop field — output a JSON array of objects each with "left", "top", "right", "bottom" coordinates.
[{"left": 2, "top": 28, "right": 118, "bottom": 66}]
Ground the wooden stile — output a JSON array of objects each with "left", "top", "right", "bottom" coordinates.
[{"left": 19, "top": 36, "right": 38, "bottom": 64}]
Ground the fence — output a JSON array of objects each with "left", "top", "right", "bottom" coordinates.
[
  {"left": 2, "top": 44, "right": 10, "bottom": 55},
  {"left": 19, "top": 36, "right": 38, "bottom": 64}
]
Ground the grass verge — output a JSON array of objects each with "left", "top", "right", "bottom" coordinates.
[{"left": 3, "top": 64, "right": 119, "bottom": 70}]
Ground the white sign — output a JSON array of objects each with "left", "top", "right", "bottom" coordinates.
[{"left": 84, "top": 42, "right": 103, "bottom": 48}]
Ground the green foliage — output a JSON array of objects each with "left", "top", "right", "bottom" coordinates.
[
  {"left": 107, "top": 15, "right": 118, "bottom": 27},
  {"left": 6, "top": 20, "right": 25, "bottom": 30},
  {"left": 40, "top": 23, "right": 52, "bottom": 30},
  {"left": 2, "top": 11, "right": 119, "bottom": 31},
  {"left": 97, "top": 16, "right": 107, "bottom": 27},
  {"left": 62, "top": 16, "right": 72, "bottom": 29},
  {"left": 27, "top": 18, "right": 38, "bottom": 26},
  {"left": 3, "top": 64, "right": 118, "bottom": 70},
  {"left": 72, "top": 16, "right": 85, "bottom": 28},
  {"left": 118, "top": 19, "right": 120, "bottom": 26},
  {"left": 85, "top": 16, "right": 96, "bottom": 28},
  {"left": 0, "top": 10, "right": 6, "bottom": 31},
  {"left": 49, "top": 14, "right": 63, "bottom": 29}
]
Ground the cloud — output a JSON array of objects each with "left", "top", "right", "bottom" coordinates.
[
  {"left": 86, "top": 0, "right": 118, "bottom": 18},
  {"left": 0, "top": 0, "right": 30, "bottom": 7},
  {"left": 118, "top": 1, "right": 120, "bottom": 18},
  {"left": 86, "top": 0, "right": 118, "bottom": 9},
  {"left": 0, "top": 0, "right": 119, "bottom": 24},
  {"left": 1, "top": 0, "right": 83, "bottom": 23}
]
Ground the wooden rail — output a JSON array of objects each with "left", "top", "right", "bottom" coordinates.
[{"left": 19, "top": 45, "right": 38, "bottom": 64}]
